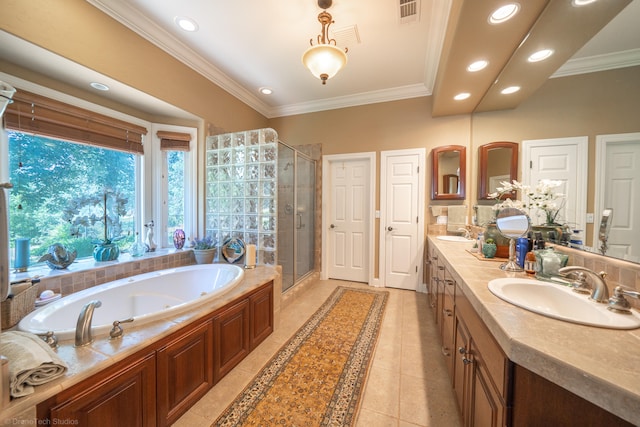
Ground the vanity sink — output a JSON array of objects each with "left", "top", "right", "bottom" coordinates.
[
  {"left": 437, "top": 235, "right": 473, "bottom": 242},
  {"left": 488, "top": 278, "right": 640, "bottom": 329}
]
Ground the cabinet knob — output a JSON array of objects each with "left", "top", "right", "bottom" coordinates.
[
  {"left": 444, "top": 279, "right": 455, "bottom": 286},
  {"left": 462, "top": 357, "right": 473, "bottom": 365},
  {"left": 458, "top": 346, "right": 466, "bottom": 354},
  {"left": 443, "top": 308, "right": 453, "bottom": 317},
  {"left": 441, "top": 346, "right": 451, "bottom": 357}
]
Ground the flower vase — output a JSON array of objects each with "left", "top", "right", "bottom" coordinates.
[
  {"left": 193, "top": 248, "right": 216, "bottom": 264},
  {"left": 93, "top": 243, "right": 120, "bottom": 262},
  {"left": 482, "top": 243, "right": 497, "bottom": 259}
]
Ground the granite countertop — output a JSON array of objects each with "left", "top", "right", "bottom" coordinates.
[
  {"left": 0, "top": 265, "right": 280, "bottom": 423},
  {"left": 428, "top": 236, "right": 640, "bottom": 425}
]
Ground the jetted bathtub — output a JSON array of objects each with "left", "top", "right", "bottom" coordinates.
[{"left": 18, "top": 263, "right": 245, "bottom": 341}]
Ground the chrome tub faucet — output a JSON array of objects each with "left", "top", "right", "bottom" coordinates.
[{"left": 75, "top": 300, "right": 102, "bottom": 347}]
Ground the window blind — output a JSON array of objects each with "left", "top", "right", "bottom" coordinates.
[
  {"left": 4, "top": 89, "right": 147, "bottom": 154},
  {"left": 157, "top": 130, "right": 191, "bottom": 151}
]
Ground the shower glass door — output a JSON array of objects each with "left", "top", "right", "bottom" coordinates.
[
  {"left": 277, "top": 143, "right": 315, "bottom": 292},
  {"left": 295, "top": 156, "right": 315, "bottom": 283}
]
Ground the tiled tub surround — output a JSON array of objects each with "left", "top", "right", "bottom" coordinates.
[
  {"left": 0, "top": 265, "right": 282, "bottom": 424},
  {"left": 8, "top": 248, "right": 195, "bottom": 299},
  {"left": 428, "top": 235, "right": 640, "bottom": 425}
]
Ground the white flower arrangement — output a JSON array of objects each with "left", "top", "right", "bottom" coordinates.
[{"left": 488, "top": 179, "right": 566, "bottom": 225}]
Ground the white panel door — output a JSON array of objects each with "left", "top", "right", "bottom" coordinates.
[
  {"left": 327, "top": 158, "right": 370, "bottom": 282},
  {"left": 596, "top": 134, "right": 640, "bottom": 261},
  {"left": 382, "top": 150, "right": 424, "bottom": 290},
  {"left": 523, "top": 137, "right": 587, "bottom": 233}
]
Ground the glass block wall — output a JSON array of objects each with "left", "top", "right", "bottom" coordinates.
[{"left": 205, "top": 128, "right": 278, "bottom": 265}]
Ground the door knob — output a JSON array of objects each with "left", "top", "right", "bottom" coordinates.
[
  {"left": 330, "top": 224, "right": 336, "bottom": 229},
  {"left": 387, "top": 226, "right": 393, "bottom": 231}
]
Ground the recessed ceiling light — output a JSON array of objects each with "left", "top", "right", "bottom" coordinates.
[
  {"left": 259, "top": 87, "right": 273, "bottom": 95},
  {"left": 501, "top": 86, "right": 521, "bottom": 94},
  {"left": 454, "top": 93, "right": 471, "bottom": 101},
  {"left": 489, "top": 3, "right": 520, "bottom": 24},
  {"left": 467, "top": 60, "right": 489, "bottom": 72},
  {"left": 528, "top": 49, "right": 554, "bottom": 62},
  {"left": 572, "top": 0, "right": 597, "bottom": 6},
  {"left": 90, "top": 82, "right": 109, "bottom": 91},
  {"left": 175, "top": 16, "right": 198, "bottom": 32}
]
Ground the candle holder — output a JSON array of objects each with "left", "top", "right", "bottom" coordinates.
[{"left": 14, "top": 238, "right": 30, "bottom": 272}]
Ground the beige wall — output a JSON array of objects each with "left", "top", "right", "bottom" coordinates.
[
  {"left": 270, "top": 66, "right": 640, "bottom": 251},
  {"left": 0, "top": 0, "right": 268, "bottom": 133}
]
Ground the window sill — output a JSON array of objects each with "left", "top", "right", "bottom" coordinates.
[{"left": 9, "top": 248, "right": 195, "bottom": 296}]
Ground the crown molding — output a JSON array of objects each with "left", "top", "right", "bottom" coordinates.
[
  {"left": 86, "top": 0, "right": 273, "bottom": 117},
  {"left": 87, "top": 0, "right": 440, "bottom": 119},
  {"left": 552, "top": 48, "right": 640, "bottom": 78},
  {"left": 273, "top": 84, "right": 431, "bottom": 117}
]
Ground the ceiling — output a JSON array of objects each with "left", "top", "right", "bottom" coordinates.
[{"left": 2, "top": 0, "right": 640, "bottom": 119}]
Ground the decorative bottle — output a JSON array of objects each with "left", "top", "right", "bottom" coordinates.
[{"left": 130, "top": 232, "right": 146, "bottom": 257}]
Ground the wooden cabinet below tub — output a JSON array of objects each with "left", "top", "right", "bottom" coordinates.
[
  {"left": 38, "top": 351, "right": 157, "bottom": 427},
  {"left": 157, "top": 319, "right": 214, "bottom": 427},
  {"left": 37, "top": 279, "right": 274, "bottom": 426}
]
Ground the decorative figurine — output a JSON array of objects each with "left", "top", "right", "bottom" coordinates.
[
  {"left": 38, "top": 243, "right": 77, "bottom": 269},
  {"left": 145, "top": 220, "right": 157, "bottom": 252}
]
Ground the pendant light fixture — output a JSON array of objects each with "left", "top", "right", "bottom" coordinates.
[{"left": 302, "top": 0, "right": 348, "bottom": 85}]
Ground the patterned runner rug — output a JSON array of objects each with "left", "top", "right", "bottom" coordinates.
[{"left": 212, "top": 286, "right": 389, "bottom": 427}]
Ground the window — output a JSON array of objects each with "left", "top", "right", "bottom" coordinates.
[
  {"left": 152, "top": 126, "right": 197, "bottom": 249},
  {"left": 1, "top": 84, "right": 196, "bottom": 267},
  {"left": 7, "top": 131, "right": 139, "bottom": 264}
]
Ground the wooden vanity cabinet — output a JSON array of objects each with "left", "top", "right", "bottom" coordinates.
[
  {"left": 428, "top": 242, "right": 634, "bottom": 426},
  {"left": 38, "top": 351, "right": 157, "bottom": 427},
  {"left": 456, "top": 291, "right": 510, "bottom": 427},
  {"left": 444, "top": 271, "right": 510, "bottom": 427}
]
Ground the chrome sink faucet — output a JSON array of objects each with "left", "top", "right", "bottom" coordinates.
[
  {"left": 75, "top": 300, "right": 102, "bottom": 347},
  {"left": 457, "top": 227, "right": 471, "bottom": 239},
  {"left": 559, "top": 266, "right": 609, "bottom": 303}
]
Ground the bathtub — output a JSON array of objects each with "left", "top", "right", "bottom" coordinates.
[{"left": 18, "top": 263, "right": 245, "bottom": 341}]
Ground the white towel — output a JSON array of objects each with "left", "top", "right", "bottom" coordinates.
[
  {"left": 475, "top": 205, "right": 496, "bottom": 226},
  {"left": 447, "top": 206, "right": 468, "bottom": 232},
  {"left": 0, "top": 331, "right": 68, "bottom": 398}
]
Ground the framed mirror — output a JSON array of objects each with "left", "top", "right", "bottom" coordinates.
[
  {"left": 432, "top": 145, "right": 466, "bottom": 200},
  {"left": 478, "top": 141, "right": 518, "bottom": 200}
]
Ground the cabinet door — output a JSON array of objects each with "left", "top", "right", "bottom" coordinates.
[
  {"left": 213, "top": 299, "right": 250, "bottom": 383},
  {"left": 250, "top": 282, "right": 273, "bottom": 349},
  {"left": 435, "top": 264, "right": 446, "bottom": 326},
  {"left": 157, "top": 320, "right": 214, "bottom": 427},
  {"left": 453, "top": 316, "right": 471, "bottom": 417},
  {"left": 427, "top": 250, "right": 438, "bottom": 318},
  {"left": 441, "top": 289, "right": 455, "bottom": 377},
  {"left": 469, "top": 351, "right": 506, "bottom": 427},
  {"left": 45, "top": 352, "right": 156, "bottom": 427}
]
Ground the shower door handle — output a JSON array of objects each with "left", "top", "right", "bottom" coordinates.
[{"left": 296, "top": 213, "right": 304, "bottom": 229}]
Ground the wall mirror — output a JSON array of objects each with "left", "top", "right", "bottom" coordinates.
[
  {"left": 478, "top": 141, "right": 518, "bottom": 200},
  {"left": 432, "top": 145, "right": 466, "bottom": 200}
]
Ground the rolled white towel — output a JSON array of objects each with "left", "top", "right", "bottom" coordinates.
[{"left": 0, "top": 331, "right": 68, "bottom": 398}]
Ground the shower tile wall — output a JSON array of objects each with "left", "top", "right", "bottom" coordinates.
[{"left": 205, "top": 128, "right": 278, "bottom": 265}]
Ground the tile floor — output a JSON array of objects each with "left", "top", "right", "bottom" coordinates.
[{"left": 174, "top": 279, "right": 463, "bottom": 427}]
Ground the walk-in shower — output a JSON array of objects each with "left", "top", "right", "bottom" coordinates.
[
  {"left": 205, "top": 128, "right": 316, "bottom": 293},
  {"left": 277, "top": 142, "right": 315, "bottom": 292}
]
